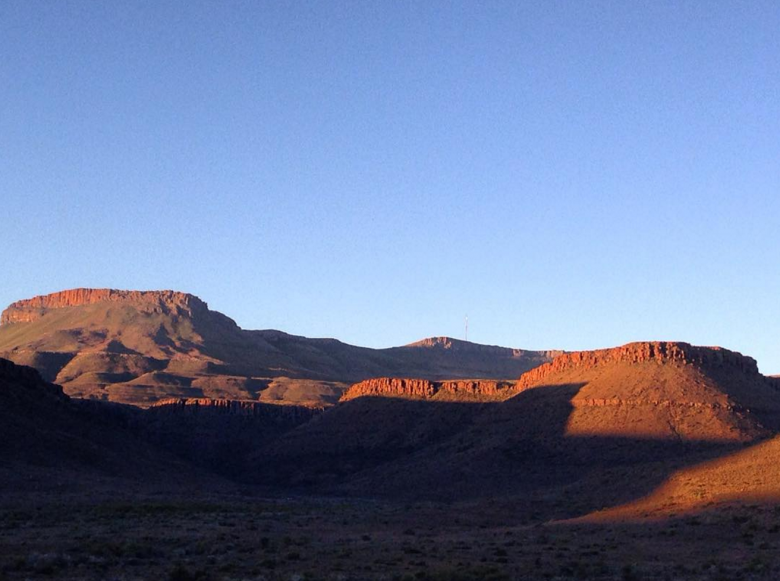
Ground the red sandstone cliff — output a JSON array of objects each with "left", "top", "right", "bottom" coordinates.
[
  {"left": 516, "top": 341, "right": 761, "bottom": 390},
  {"left": 0, "top": 288, "right": 209, "bottom": 325},
  {"left": 341, "top": 377, "right": 515, "bottom": 402}
]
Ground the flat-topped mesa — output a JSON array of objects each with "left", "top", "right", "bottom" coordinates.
[
  {"left": 341, "top": 377, "right": 515, "bottom": 402},
  {"left": 516, "top": 341, "right": 760, "bottom": 389},
  {"left": 1, "top": 288, "right": 209, "bottom": 325}
]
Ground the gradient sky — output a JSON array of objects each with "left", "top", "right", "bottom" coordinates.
[{"left": 2, "top": 2, "right": 779, "bottom": 372}]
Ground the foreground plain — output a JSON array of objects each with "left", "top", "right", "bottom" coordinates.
[{"left": 2, "top": 488, "right": 780, "bottom": 581}]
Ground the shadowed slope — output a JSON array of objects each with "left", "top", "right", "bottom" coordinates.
[{"left": 0, "top": 357, "right": 206, "bottom": 492}]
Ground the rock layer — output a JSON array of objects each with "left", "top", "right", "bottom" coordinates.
[
  {"left": 516, "top": 341, "right": 760, "bottom": 390},
  {"left": 342, "top": 377, "right": 515, "bottom": 402},
  {"left": 1, "top": 288, "right": 208, "bottom": 325}
]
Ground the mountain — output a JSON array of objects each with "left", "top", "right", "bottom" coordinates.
[
  {"left": 0, "top": 288, "right": 559, "bottom": 407},
  {"left": 249, "top": 342, "right": 780, "bottom": 515},
  {"left": 4, "top": 337, "right": 780, "bottom": 522},
  {"left": 513, "top": 341, "right": 780, "bottom": 441}
]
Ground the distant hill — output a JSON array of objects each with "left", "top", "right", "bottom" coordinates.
[{"left": 0, "top": 288, "right": 560, "bottom": 407}]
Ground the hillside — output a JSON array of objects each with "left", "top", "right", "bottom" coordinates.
[
  {"left": 5, "top": 337, "right": 780, "bottom": 525},
  {"left": 577, "top": 433, "right": 780, "bottom": 522},
  {"left": 513, "top": 341, "right": 780, "bottom": 441},
  {"left": 0, "top": 288, "right": 559, "bottom": 407},
  {"left": 250, "top": 342, "right": 780, "bottom": 518},
  {"left": 0, "top": 357, "right": 202, "bottom": 492}
]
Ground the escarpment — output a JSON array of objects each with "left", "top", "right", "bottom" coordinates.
[
  {"left": 512, "top": 342, "right": 780, "bottom": 442},
  {"left": 516, "top": 342, "right": 760, "bottom": 391},
  {"left": 1, "top": 288, "right": 211, "bottom": 325},
  {"left": 341, "top": 377, "right": 516, "bottom": 402},
  {"left": 0, "top": 288, "right": 558, "bottom": 407},
  {"left": 149, "top": 397, "right": 322, "bottom": 422}
]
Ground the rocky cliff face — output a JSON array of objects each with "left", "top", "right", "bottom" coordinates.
[
  {"left": 0, "top": 288, "right": 209, "bottom": 325},
  {"left": 342, "top": 377, "right": 515, "bottom": 402},
  {"left": 516, "top": 341, "right": 760, "bottom": 390}
]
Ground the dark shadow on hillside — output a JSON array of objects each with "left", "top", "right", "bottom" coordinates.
[
  {"left": 6, "top": 366, "right": 766, "bottom": 525},
  {"left": 242, "top": 383, "right": 754, "bottom": 522}
]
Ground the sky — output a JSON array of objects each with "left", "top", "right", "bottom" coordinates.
[{"left": 1, "top": 1, "right": 779, "bottom": 372}]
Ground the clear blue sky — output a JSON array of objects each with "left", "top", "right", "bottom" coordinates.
[{"left": 2, "top": 2, "right": 779, "bottom": 372}]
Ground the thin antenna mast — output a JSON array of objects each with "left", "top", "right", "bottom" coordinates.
[{"left": 465, "top": 315, "right": 468, "bottom": 342}]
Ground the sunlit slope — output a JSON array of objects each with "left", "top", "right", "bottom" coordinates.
[
  {"left": 515, "top": 342, "right": 780, "bottom": 441},
  {"left": 578, "top": 434, "right": 780, "bottom": 521},
  {"left": 0, "top": 288, "right": 557, "bottom": 406}
]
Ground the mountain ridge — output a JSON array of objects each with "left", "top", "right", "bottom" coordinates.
[
  {"left": 0, "top": 288, "right": 558, "bottom": 406},
  {"left": 251, "top": 340, "right": 780, "bottom": 503}
]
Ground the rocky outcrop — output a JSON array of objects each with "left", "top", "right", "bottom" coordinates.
[
  {"left": 149, "top": 398, "right": 322, "bottom": 422},
  {"left": 516, "top": 342, "right": 760, "bottom": 390},
  {"left": 0, "top": 288, "right": 209, "bottom": 325},
  {"left": 343, "top": 378, "right": 436, "bottom": 400},
  {"left": 341, "top": 377, "right": 515, "bottom": 402}
]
